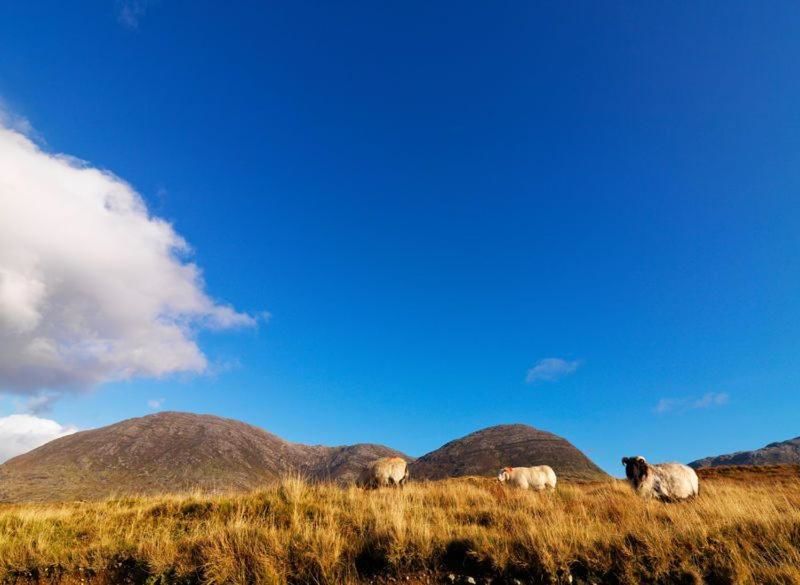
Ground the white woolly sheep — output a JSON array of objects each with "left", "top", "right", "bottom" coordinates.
[
  {"left": 497, "top": 465, "right": 557, "bottom": 490},
  {"left": 358, "top": 457, "right": 409, "bottom": 488}
]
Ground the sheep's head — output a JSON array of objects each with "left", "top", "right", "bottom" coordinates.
[
  {"left": 622, "top": 456, "right": 648, "bottom": 487},
  {"left": 497, "top": 467, "right": 513, "bottom": 482}
]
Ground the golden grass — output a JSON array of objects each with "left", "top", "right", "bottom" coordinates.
[{"left": 1, "top": 473, "right": 799, "bottom": 584}]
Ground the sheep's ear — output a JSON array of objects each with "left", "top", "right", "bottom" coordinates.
[{"left": 621, "top": 457, "right": 629, "bottom": 466}]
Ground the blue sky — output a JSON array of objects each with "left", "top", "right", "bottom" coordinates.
[{"left": 0, "top": 2, "right": 799, "bottom": 474}]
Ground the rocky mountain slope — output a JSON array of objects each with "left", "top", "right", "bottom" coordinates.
[
  {"left": 409, "top": 424, "right": 608, "bottom": 481},
  {"left": 690, "top": 435, "right": 800, "bottom": 468},
  {"left": 0, "top": 412, "right": 408, "bottom": 501}
]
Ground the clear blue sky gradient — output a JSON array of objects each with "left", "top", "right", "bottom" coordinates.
[{"left": 1, "top": 3, "right": 799, "bottom": 474}]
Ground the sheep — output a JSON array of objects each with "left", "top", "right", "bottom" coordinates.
[
  {"left": 358, "top": 457, "right": 409, "bottom": 488},
  {"left": 497, "top": 465, "right": 557, "bottom": 490},
  {"left": 622, "top": 456, "right": 699, "bottom": 501}
]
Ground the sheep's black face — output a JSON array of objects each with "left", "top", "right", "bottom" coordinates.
[{"left": 622, "top": 457, "right": 648, "bottom": 487}]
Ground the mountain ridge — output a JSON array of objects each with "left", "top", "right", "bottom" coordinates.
[
  {"left": 0, "top": 412, "right": 608, "bottom": 501},
  {"left": 689, "top": 435, "right": 800, "bottom": 468},
  {"left": 0, "top": 412, "right": 410, "bottom": 501}
]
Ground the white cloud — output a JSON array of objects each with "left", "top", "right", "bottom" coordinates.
[
  {"left": 526, "top": 358, "right": 582, "bottom": 384},
  {"left": 655, "top": 392, "right": 729, "bottom": 414},
  {"left": 117, "top": 0, "right": 151, "bottom": 29},
  {"left": 147, "top": 398, "right": 165, "bottom": 410},
  {"left": 693, "top": 392, "right": 729, "bottom": 409},
  {"left": 0, "top": 414, "right": 78, "bottom": 463},
  {"left": 0, "top": 118, "right": 255, "bottom": 401},
  {"left": 0, "top": 100, "right": 34, "bottom": 137},
  {"left": 654, "top": 398, "right": 678, "bottom": 414}
]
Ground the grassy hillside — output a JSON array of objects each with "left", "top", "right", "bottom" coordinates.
[
  {"left": 696, "top": 463, "right": 800, "bottom": 482},
  {"left": 1, "top": 471, "right": 799, "bottom": 584}
]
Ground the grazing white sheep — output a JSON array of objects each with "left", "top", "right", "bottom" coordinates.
[
  {"left": 358, "top": 457, "right": 409, "bottom": 488},
  {"left": 497, "top": 465, "right": 557, "bottom": 490},
  {"left": 622, "top": 456, "right": 699, "bottom": 501}
]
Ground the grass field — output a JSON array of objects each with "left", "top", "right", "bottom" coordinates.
[{"left": 0, "top": 467, "right": 799, "bottom": 585}]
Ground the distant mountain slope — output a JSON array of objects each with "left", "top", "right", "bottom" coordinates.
[
  {"left": 0, "top": 412, "right": 408, "bottom": 501},
  {"left": 409, "top": 424, "right": 608, "bottom": 481},
  {"left": 690, "top": 436, "right": 800, "bottom": 468},
  {"left": 299, "top": 443, "right": 410, "bottom": 483},
  {"left": 0, "top": 414, "right": 609, "bottom": 502}
]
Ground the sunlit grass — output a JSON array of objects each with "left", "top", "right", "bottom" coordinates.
[{"left": 0, "top": 471, "right": 799, "bottom": 584}]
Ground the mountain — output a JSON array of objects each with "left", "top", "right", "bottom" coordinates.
[
  {"left": 689, "top": 436, "right": 800, "bottom": 468},
  {"left": 0, "top": 415, "right": 609, "bottom": 502},
  {"left": 409, "top": 424, "right": 608, "bottom": 481},
  {"left": 0, "top": 412, "right": 408, "bottom": 502}
]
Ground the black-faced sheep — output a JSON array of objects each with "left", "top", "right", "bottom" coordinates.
[{"left": 622, "top": 456, "right": 699, "bottom": 501}]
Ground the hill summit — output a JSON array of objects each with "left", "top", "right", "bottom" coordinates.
[{"left": 409, "top": 423, "right": 608, "bottom": 481}]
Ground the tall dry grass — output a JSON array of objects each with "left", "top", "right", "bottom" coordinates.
[{"left": 0, "top": 473, "right": 799, "bottom": 584}]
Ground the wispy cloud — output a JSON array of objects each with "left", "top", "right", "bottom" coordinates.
[
  {"left": 20, "top": 392, "right": 60, "bottom": 415},
  {"left": 0, "top": 98, "right": 35, "bottom": 138},
  {"left": 117, "top": 0, "right": 153, "bottom": 29},
  {"left": 147, "top": 398, "right": 165, "bottom": 410},
  {"left": 525, "top": 358, "right": 582, "bottom": 384},
  {"left": 693, "top": 392, "right": 730, "bottom": 409},
  {"left": 655, "top": 392, "right": 729, "bottom": 414}
]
